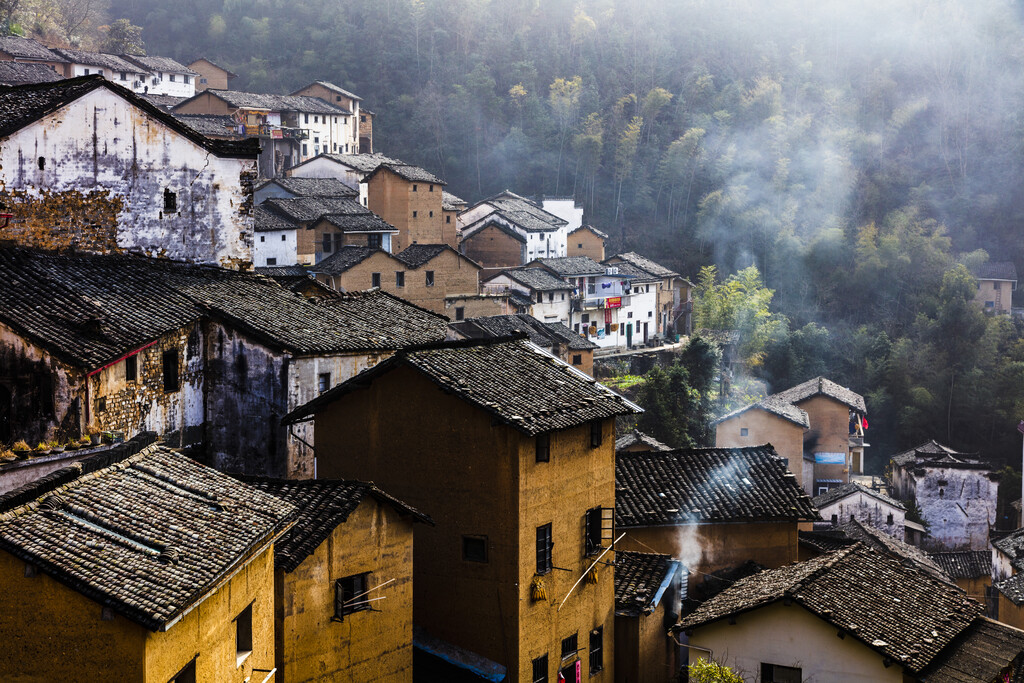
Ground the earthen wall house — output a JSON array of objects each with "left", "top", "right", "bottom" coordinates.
[
  {"left": 363, "top": 165, "right": 452, "bottom": 250},
  {"left": 568, "top": 226, "right": 607, "bottom": 261},
  {"left": 714, "top": 405, "right": 808, "bottom": 489},
  {"left": 188, "top": 58, "right": 237, "bottom": 91}
]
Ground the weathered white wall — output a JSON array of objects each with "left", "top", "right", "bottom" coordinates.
[
  {"left": 255, "top": 230, "right": 298, "bottom": 266},
  {"left": 689, "top": 602, "right": 906, "bottom": 683},
  {"left": 816, "top": 491, "right": 906, "bottom": 541},
  {"left": 146, "top": 70, "right": 195, "bottom": 98},
  {"left": 912, "top": 465, "right": 998, "bottom": 551},
  {"left": 0, "top": 86, "right": 256, "bottom": 269}
]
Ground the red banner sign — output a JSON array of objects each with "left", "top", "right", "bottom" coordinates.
[{"left": 606, "top": 296, "right": 622, "bottom": 309}]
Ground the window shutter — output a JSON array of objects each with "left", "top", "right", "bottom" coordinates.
[{"left": 600, "top": 507, "right": 615, "bottom": 547}]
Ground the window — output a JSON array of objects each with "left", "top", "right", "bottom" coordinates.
[
  {"left": 429, "top": 210, "right": 434, "bottom": 217},
  {"left": 97, "top": 396, "right": 106, "bottom": 413},
  {"left": 314, "top": 115, "right": 319, "bottom": 123},
  {"left": 572, "top": 354, "right": 582, "bottom": 365},
  {"left": 648, "top": 311, "right": 653, "bottom": 317},
  {"left": 368, "top": 233, "right": 382, "bottom": 248},
  {"left": 627, "top": 311, "right": 633, "bottom": 318},
  {"left": 84, "top": 68, "right": 90, "bottom": 75},
  {"left": 169, "top": 74, "right": 175, "bottom": 82},
  {"left": 125, "top": 354, "right": 138, "bottom": 382},
  {"left": 425, "top": 270, "right": 435, "bottom": 287},
  {"left": 323, "top": 233, "right": 335, "bottom": 254},
  {"left": 184, "top": 76, "right": 190, "bottom": 85},
  {"left": 318, "top": 372, "right": 331, "bottom": 393},
  {"left": 536, "top": 433, "right": 550, "bottom": 462},
  {"left": 200, "top": 77, "right": 207, "bottom": 84},
  {"left": 395, "top": 271, "right": 405, "bottom": 287},
  {"left": 266, "top": 257, "right": 277, "bottom": 266},
  {"left": 537, "top": 292, "right": 544, "bottom": 304},
  {"left": 584, "top": 507, "right": 602, "bottom": 555},
  {"left": 830, "top": 513, "right": 838, "bottom": 525},
  {"left": 455, "top": 307, "right": 465, "bottom": 321},
  {"left": 37, "top": 156, "right": 45, "bottom": 170},
  {"left": 995, "top": 281, "right": 1002, "bottom": 290},
  {"left": 371, "top": 272, "right": 381, "bottom": 288},
  {"left": 304, "top": 113, "right": 309, "bottom": 124},
  {"left": 561, "top": 633, "right": 578, "bottom": 660},
  {"left": 412, "top": 210, "right": 418, "bottom": 218},
  {"left": 335, "top": 573, "right": 371, "bottom": 619},
  {"left": 740, "top": 427, "right": 749, "bottom": 436},
  {"left": 361, "top": 114, "right": 366, "bottom": 122},
  {"left": 578, "top": 243, "right": 583, "bottom": 248},
  {"left": 590, "top": 420, "right": 602, "bottom": 448},
  {"left": 536, "top": 524, "right": 553, "bottom": 574},
  {"left": 412, "top": 184, "right": 418, "bottom": 192},
  {"left": 532, "top": 655, "right": 548, "bottom": 683},
  {"left": 119, "top": 72, "right": 127, "bottom": 81},
  {"left": 162, "top": 350, "right": 179, "bottom": 392},
  {"left": 463, "top": 536, "right": 488, "bottom": 562},
  {"left": 281, "top": 234, "right": 286, "bottom": 242},
  {"left": 168, "top": 658, "right": 197, "bottom": 683},
  {"left": 163, "top": 188, "right": 177, "bottom": 213},
  {"left": 235, "top": 604, "right": 253, "bottom": 666},
  {"left": 761, "top": 663, "right": 801, "bottom": 683},
  {"left": 429, "top": 184, "right": 434, "bottom": 192},
  {"left": 582, "top": 314, "right": 590, "bottom": 323},
  {"left": 446, "top": 215, "right": 451, "bottom": 224},
  {"left": 260, "top": 235, "right": 265, "bottom": 242},
  {"left": 303, "top": 144, "right": 308, "bottom": 156},
  {"left": 887, "top": 512, "right": 894, "bottom": 525},
  {"left": 589, "top": 627, "right": 603, "bottom": 674}
]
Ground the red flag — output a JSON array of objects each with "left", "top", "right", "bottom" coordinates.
[{"left": 862, "top": 417, "right": 868, "bottom": 430}]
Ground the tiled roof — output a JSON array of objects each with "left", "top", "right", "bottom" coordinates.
[
  {"left": 140, "top": 93, "right": 185, "bottom": 110},
  {"left": 259, "top": 177, "right": 357, "bottom": 198},
  {"left": 299, "top": 152, "right": 405, "bottom": 173},
  {"left": 442, "top": 191, "right": 467, "bottom": 211},
  {"left": 284, "top": 337, "right": 641, "bottom": 433},
  {"left": 172, "top": 113, "right": 241, "bottom": 138},
  {"left": 615, "top": 551, "right": 678, "bottom": 616},
  {"left": 0, "top": 248, "right": 447, "bottom": 368},
  {"left": 361, "top": 163, "right": 445, "bottom": 186},
  {"left": 489, "top": 267, "right": 574, "bottom": 292},
  {"left": 769, "top": 376, "right": 867, "bottom": 413},
  {"left": 0, "top": 61, "right": 63, "bottom": 86},
  {"left": 0, "top": 75, "right": 257, "bottom": 158},
  {"left": 812, "top": 482, "right": 905, "bottom": 511},
  {"left": 615, "top": 445, "right": 819, "bottom": 527},
  {"left": 293, "top": 80, "right": 362, "bottom": 101},
  {"left": 121, "top": 54, "right": 198, "bottom": 75},
  {"left": 314, "top": 290, "right": 449, "bottom": 347},
  {"left": 183, "top": 89, "right": 344, "bottom": 114},
  {"left": 890, "top": 440, "right": 987, "bottom": 469},
  {"left": 993, "top": 528, "right": 1024, "bottom": 571},
  {"left": 0, "top": 36, "right": 64, "bottom": 61},
  {"left": 921, "top": 617, "right": 1024, "bottom": 683},
  {"left": 569, "top": 224, "right": 609, "bottom": 239},
  {"left": 973, "top": 261, "right": 1018, "bottom": 281},
  {"left": 712, "top": 397, "right": 810, "bottom": 428},
  {"left": 531, "top": 256, "right": 605, "bottom": 277},
  {"left": 476, "top": 190, "right": 568, "bottom": 231},
  {"left": 996, "top": 573, "right": 1024, "bottom": 606},
  {"left": 615, "top": 429, "right": 672, "bottom": 453},
  {"left": 262, "top": 196, "right": 369, "bottom": 223},
  {"left": 319, "top": 213, "right": 398, "bottom": 233},
  {"left": 798, "top": 529, "right": 858, "bottom": 554},
  {"left": 838, "top": 519, "right": 949, "bottom": 582},
  {"left": 0, "top": 444, "right": 294, "bottom": 631},
  {"left": 929, "top": 551, "right": 991, "bottom": 580},
  {"left": 607, "top": 251, "right": 678, "bottom": 278},
  {"left": 605, "top": 260, "right": 661, "bottom": 283},
  {"left": 677, "top": 544, "right": 983, "bottom": 674},
  {"left": 244, "top": 478, "right": 430, "bottom": 573},
  {"left": 51, "top": 48, "right": 140, "bottom": 72},
  {"left": 254, "top": 205, "right": 298, "bottom": 232},
  {"left": 450, "top": 315, "right": 597, "bottom": 352},
  {"left": 395, "top": 244, "right": 457, "bottom": 268},
  {"left": 309, "top": 246, "right": 388, "bottom": 275}
]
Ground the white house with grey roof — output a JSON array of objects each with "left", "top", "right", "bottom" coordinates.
[
  {"left": 458, "top": 190, "right": 570, "bottom": 265},
  {"left": 482, "top": 267, "right": 574, "bottom": 325},
  {"left": 812, "top": 482, "right": 907, "bottom": 542}
]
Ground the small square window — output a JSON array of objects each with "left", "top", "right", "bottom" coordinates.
[
  {"left": 740, "top": 427, "right": 749, "bottom": 436},
  {"left": 412, "top": 184, "right": 418, "bottom": 192},
  {"left": 412, "top": 211, "right": 418, "bottom": 218},
  {"left": 335, "top": 573, "right": 371, "bottom": 619},
  {"left": 572, "top": 354, "right": 582, "bottom": 365},
  {"left": 455, "top": 307, "right": 465, "bottom": 321},
  {"left": 318, "top": 372, "right": 331, "bottom": 394},
  {"left": 463, "top": 536, "right": 488, "bottom": 562},
  {"left": 260, "top": 236, "right": 265, "bottom": 242},
  {"left": 163, "top": 188, "right": 177, "bottom": 213},
  {"left": 396, "top": 271, "right": 405, "bottom": 287},
  {"left": 235, "top": 604, "right": 253, "bottom": 666},
  {"left": 266, "top": 257, "right": 277, "bottom": 266},
  {"left": 536, "top": 433, "right": 550, "bottom": 462}
]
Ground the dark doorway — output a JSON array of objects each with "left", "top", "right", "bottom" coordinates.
[{"left": 625, "top": 323, "right": 633, "bottom": 348}]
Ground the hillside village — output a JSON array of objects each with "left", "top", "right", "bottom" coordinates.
[{"left": 2, "top": 35, "right": 1024, "bottom": 683}]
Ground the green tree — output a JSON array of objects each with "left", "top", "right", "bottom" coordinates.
[
  {"left": 100, "top": 18, "right": 144, "bottom": 54},
  {"left": 687, "top": 659, "right": 743, "bottom": 683},
  {"left": 694, "top": 265, "right": 783, "bottom": 366}
]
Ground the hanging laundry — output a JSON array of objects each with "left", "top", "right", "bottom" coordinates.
[
  {"left": 601, "top": 282, "right": 612, "bottom": 289},
  {"left": 862, "top": 416, "right": 869, "bottom": 430}
]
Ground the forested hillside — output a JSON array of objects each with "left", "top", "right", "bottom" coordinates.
[{"left": 11, "top": 0, "right": 1024, "bottom": 469}]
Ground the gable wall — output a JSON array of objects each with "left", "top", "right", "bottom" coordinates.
[
  {"left": 460, "top": 224, "right": 525, "bottom": 273},
  {"left": 715, "top": 410, "right": 806, "bottom": 490},
  {"left": 570, "top": 230, "right": 605, "bottom": 261},
  {"left": 0, "top": 87, "right": 257, "bottom": 269}
]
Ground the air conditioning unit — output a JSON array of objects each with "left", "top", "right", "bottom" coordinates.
[{"left": 605, "top": 267, "right": 619, "bottom": 276}]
